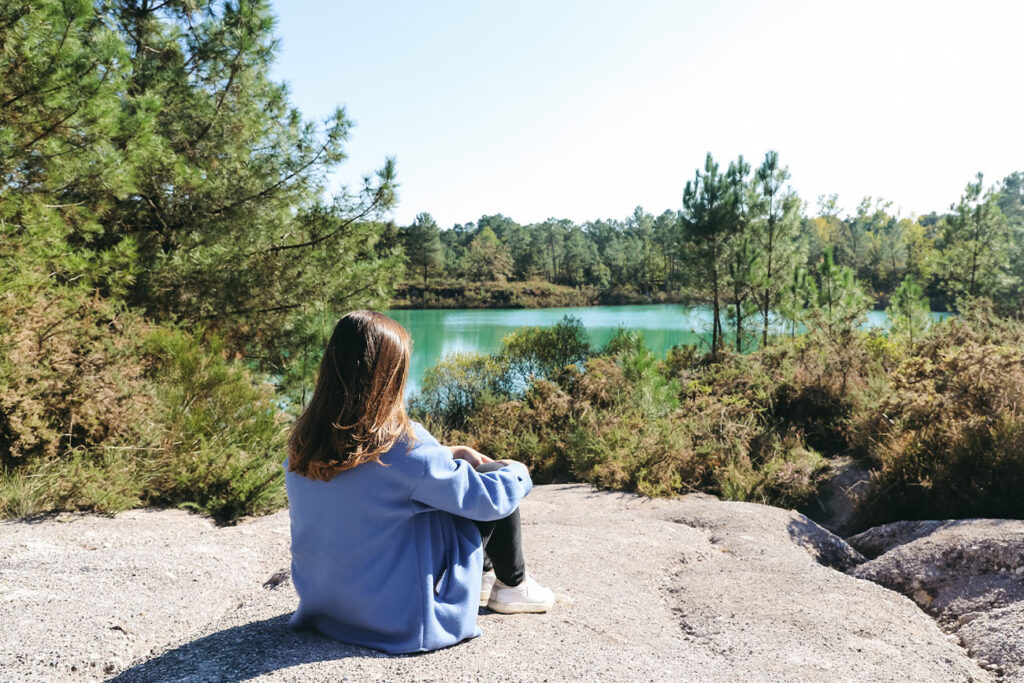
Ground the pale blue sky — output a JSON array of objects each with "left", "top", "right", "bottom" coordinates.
[{"left": 270, "top": 1, "right": 1024, "bottom": 227}]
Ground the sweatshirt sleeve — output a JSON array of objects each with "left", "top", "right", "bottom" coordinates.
[{"left": 408, "top": 446, "right": 533, "bottom": 522}]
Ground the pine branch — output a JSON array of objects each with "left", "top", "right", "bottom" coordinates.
[
  {"left": 253, "top": 201, "right": 379, "bottom": 255},
  {"left": 199, "top": 301, "right": 302, "bottom": 320},
  {"left": 211, "top": 140, "right": 331, "bottom": 215}
]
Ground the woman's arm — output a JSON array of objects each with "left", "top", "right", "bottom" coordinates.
[
  {"left": 449, "top": 444, "right": 493, "bottom": 467},
  {"left": 408, "top": 446, "right": 532, "bottom": 522},
  {"left": 449, "top": 445, "right": 518, "bottom": 468}
]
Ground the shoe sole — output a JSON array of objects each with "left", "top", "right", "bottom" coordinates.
[
  {"left": 480, "top": 574, "right": 496, "bottom": 607},
  {"left": 486, "top": 598, "right": 554, "bottom": 614}
]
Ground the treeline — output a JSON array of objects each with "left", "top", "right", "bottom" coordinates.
[{"left": 395, "top": 157, "right": 1024, "bottom": 344}]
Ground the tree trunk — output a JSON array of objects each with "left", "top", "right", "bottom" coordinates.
[
  {"left": 761, "top": 206, "right": 776, "bottom": 348},
  {"left": 734, "top": 294, "right": 743, "bottom": 353},
  {"left": 711, "top": 238, "right": 722, "bottom": 356}
]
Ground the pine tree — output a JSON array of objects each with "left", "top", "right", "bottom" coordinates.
[
  {"left": 723, "top": 156, "right": 757, "bottom": 353},
  {"left": 1, "top": 0, "right": 402, "bottom": 378},
  {"left": 940, "top": 173, "right": 1009, "bottom": 305},
  {"left": 805, "top": 249, "right": 871, "bottom": 349},
  {"left": 626, "top": 206, "right": 656, "bottom": 294},
  {"left": 889, "top": 275, "right": 931, "bottom": 353},
  {"left": 753, "top": 151, "right": 801, "bottom": 347},
  {"left": 403, "top": 213, "right": 444, "bottom": 286},
  {"left": 652, "top": 210, "right": 681, "bottom": 293},
  {"left": 464, "top": 227, "right": 513, "bottom": 282},
  {"left": 0, "top": 0, "right": 138, "bottom": 295},
  {"left": 682, "top": 153, "right": 731, "bottom": 355},
  {"left": 803, "top": 249, "right": 871, "bottom": 392},
  {"left": 995, "top": 172, "right": 1024, "bottom": 312}
]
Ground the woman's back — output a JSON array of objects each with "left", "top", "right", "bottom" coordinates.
[{"left": 285, "top": 422, "right": 532, "bottom": 654}]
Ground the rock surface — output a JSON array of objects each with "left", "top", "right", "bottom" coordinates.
[
  {"left": 851, "top": 519, "right": 1024, "bottom": 681},
  {"left": 847, "top": 520, "right": 948, "bottom": 559},
  {"left": 0, "top": 485, "right": 995, "bottom": 682}
]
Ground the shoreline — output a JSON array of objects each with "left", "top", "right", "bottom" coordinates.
[
  {"left": 392, "top": 280, "right": 697, "bottom": 310},
  {"left": 391, "top": 281, "right": 951, "bottom": 313}
]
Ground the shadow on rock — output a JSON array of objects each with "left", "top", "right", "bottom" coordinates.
[
  {"left": 786, "top": 515, "right": 865, "bottom": 572},
  {"left": 110, "top": 614, "right": 386, "bottom": 682}
]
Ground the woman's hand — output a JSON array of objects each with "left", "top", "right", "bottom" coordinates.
[
  {"left": 493, "top": 459, "right": 520, "bottom": 468},
  {"left": 449, "top": 445, "right": 493, "bottom": 468}
]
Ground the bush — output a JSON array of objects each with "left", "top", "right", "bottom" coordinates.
[
  {"left": 717, "top": 432, "right": 827, "bottom": 509},
  {"left": 0, "top": 288, "right": 152, "bottom": 470},
  {"left": 0, "top": 287, "right": 287, "bottom": 523},
  {"left": 761, "top": 333, "right": 881, "bottom": 458},
  {"left": 409, "top": 352, "right": 509, "bottom": 431},
  {"left": 857, "top": 322, "right": 1024, "bottom": 524},
  {"left": 501, "top": 315, "right": 591, "bottom": 386},
  {"left": 417, "top": 325, "right": 830, "bottom": 509},
  {"left": 602, "top": 326, "right": 646, "bottom": 358},
  {"left": 410, "top": 315, "right": 592, "bottom": 430},
  {"left": 140, "top": 329, "right": 287, "bottom": 523},
  {"left": 412, "top": 308, "right": 1024, "bottom": 521}
]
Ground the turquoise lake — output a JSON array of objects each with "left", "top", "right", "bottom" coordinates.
[{"left": 386, "top": 305, "right": 950, "bottom": 396}]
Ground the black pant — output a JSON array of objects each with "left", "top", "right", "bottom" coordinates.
[{"left": 471, "top": 462, "right": 526, "bottom": 587}]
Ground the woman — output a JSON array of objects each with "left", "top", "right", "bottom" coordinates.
[{"left": 285, "top": 310, "right": 554, "bottom": 654}]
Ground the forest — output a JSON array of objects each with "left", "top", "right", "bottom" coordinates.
[
  {"left": 1, "top": 0, "right": 1022, "bottom": 528},
  {"left": 395, "top": 165, "right": 1024, "bottom": 345}
]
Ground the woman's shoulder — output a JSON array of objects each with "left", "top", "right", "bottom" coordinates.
[
  {"left": 405, "top": 421, "right": 449, "bottom": 456},
  {"left": 381, "top": 420, "right": 450, "bottom": 468},
  {"left": 409, "top": 420, "right": 439, "bottom": 447}
]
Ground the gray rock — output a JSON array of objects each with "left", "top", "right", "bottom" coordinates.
[
  {"left": 1, "top": 486, "right": 993, "bottom": 682},
  {"left": 846, "top": 520, "right": 948, "bottom": 559},
  {"left": 851, "top": 518, "right": 1024, "bottom": 681}
]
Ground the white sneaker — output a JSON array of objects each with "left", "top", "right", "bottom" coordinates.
[
  {"left": 487, "top": 573, "right": 555, "bottom": 614},
  {"left": 480, "top": 570, "right": 496, "bottom": 607}
]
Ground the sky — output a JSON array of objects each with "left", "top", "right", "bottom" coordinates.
[{"left": 269, "top": 0, "right": 1024, "bottom": 229}]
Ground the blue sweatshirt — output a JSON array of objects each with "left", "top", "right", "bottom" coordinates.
[{"left": 284, "top": 421, "right": 533, "bottom": 654}]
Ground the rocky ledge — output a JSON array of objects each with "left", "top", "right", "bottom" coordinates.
[
  {"left": 1, "top": 485, "right": 1021, "bottom": 682},
  {"left": 850, "top": 519, "right": 1024, "bottom": 681}
]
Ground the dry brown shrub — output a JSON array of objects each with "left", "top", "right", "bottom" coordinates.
[
  {"left": 0, "top": 288, "right": 155, "bottom": 468},
  {"left": 525, "top": 379, "right": 573, "bottom": 426},
  {"left": 573, "top": 357, "right": 626, "bottom": 409},
  {"left": 859, "top": 329, "right": 1024, "bottom": 523}
]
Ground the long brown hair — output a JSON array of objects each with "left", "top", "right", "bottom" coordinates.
[{"left": 287, "top": 311, "right": 415, "bottom": 481}]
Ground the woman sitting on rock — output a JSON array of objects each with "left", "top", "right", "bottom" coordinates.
[{"left": 284, "top": 310, "right": 554, "bottom": 654}]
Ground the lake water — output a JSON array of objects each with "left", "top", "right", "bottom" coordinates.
[{"left": 387, "top": 305, "right": 950, "bottom": 396}]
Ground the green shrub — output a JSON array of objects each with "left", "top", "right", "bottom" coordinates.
[
  {"left": 0, "top": 287, "right": 287, "bottom": 523},
  {"left": 664, "top": 344, "right": 702, "bottom": 376},
  {"left": 602, "top": 326, "right": 646, "bottom": 358},
  {"left": 718, "top": 432, "right": 827, "bottom": 509},
  {"left": 501, "top": 315, "right": 591, "bottom": 386},
  {"left": 411, "top": 315, "right": 592, "bottom": 430},
  {"left": 139, "top": 328, "right": 287, "bottom": 523},
  {"left": 409, "top": 352, "right": 510, "bottom": 431},
  {"left": 419, "top": 328, "right": 830, "bottom": 509}
]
